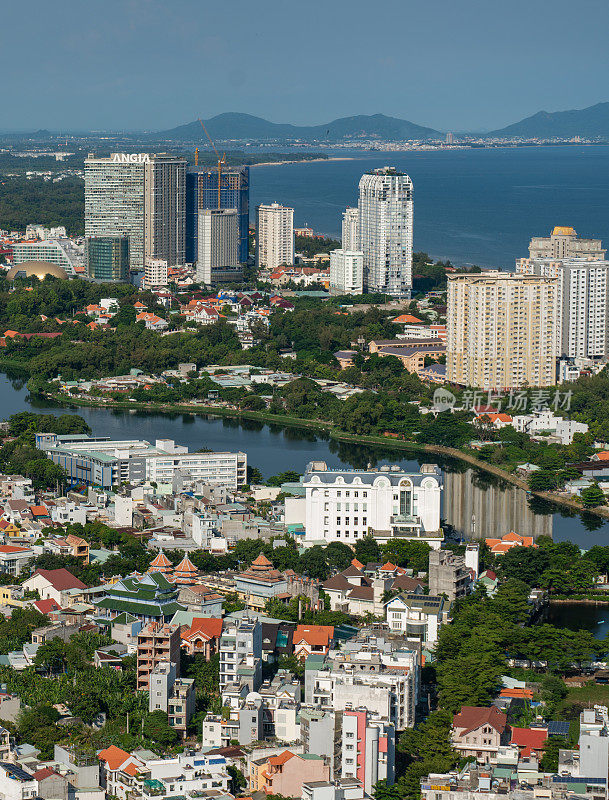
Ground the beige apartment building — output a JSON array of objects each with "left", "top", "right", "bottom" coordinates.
[
  {"left": 446, "top": 272, "right": 558, "bottom": 390},
  {"left": 522, "top": 226, "right": 606, "bottom": 263}
]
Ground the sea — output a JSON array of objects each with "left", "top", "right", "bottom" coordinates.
[{"left": 248, "top": 145, "right": 609, "bottom": 268}]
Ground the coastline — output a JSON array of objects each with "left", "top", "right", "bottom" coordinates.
[
  {"left": 31, "top": 389, "right": 609, "bottom": 523},
  {"left": 249, "top": 157, "right": 354, "bottom": 167}
]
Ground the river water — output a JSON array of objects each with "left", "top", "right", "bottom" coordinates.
[{"left": 2, "top": 372, "right": 608, "bottom": 550}]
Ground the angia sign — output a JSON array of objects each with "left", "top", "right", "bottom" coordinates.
[{"left": 111, "top": 153, "right": 150, "bottom": 163}]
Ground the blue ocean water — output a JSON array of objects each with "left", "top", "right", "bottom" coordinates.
[{"left": 249, "top": 145, "right": 609, "bottom": 269}]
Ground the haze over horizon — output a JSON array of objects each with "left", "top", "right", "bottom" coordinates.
[{"left": 1, "top": 0, "right": 608, "bottom": 133}]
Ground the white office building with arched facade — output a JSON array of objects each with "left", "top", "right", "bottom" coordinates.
[{"left": 302, "top": 461, "right": 442, "bottom": 547}]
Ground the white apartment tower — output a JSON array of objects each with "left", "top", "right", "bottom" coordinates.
[
  {"left": 256, "top": 203, "right": 294, "bottom": 270},
  {"left": 517, "top": 257, "right": 609, "bottom": 359},
  {"left": 196, "top": 208, "right": 241, "bottom": 285},
  {"left": 446, "top": 272, "right": 558, "bottom": 390},
  {"left": 329, "top": 249, "right": 364, "bottom": 295},
  {"left": 85, "top": 152, "right": 186, "bottom": 272},
  {"left": 358, "top": 167, "right": 413, "bottom": 297},
  {"left": 342, "top": 207, "right": 359, "bottom": 250}
]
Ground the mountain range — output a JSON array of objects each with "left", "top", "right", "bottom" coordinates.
[
  {"left": 157, "top": 112, "right": 441, "bottom": 142},
  {"left": 155, "top": 102, "right": 609, "bottom": 143}
]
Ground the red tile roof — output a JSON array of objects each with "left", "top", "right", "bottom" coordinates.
[
  {"left": 31, "top": 568, "right": 87, "bottom": 591},
  {"left": 510, "top": 726, "right": 548, "bottom": 757},
  {"left": 453, "top": 706, "right": 507, "bottom": 736},
  {"left": 98, "top": 745, "right": 131, "bottom": 771},
  {"left": 293, "top": 625, "right": 334, "bottom": 647}
]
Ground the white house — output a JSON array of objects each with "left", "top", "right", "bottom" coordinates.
[
  {"left": 302, "top": 462, "right": 442, "bottom": 546},
  {"left": 385, "top": 593, "right": 452, "bottom": 645},
  {"left": 22, "top": 568, "right": 86, "bottom": 605},
  {"left": 512, "top": 410, "right": 588, "bottom": 445}
]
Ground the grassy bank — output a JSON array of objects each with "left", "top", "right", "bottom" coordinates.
[{"left": 32, "top": 390, "right": 609, "bottom": 522}]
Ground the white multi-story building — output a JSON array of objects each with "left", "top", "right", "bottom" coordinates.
[
  {"left": 35, "top": 433, "right": 246, "bottom": 490},
  {"left": 256, "top": 202, "right": 294, "bottom": 270},
  {"left": 302, "top": 461, "right": 442, "bottom": 546},
  {"left": 517, "top": 257, "right": 609, "bottom": 359},
  {"left": 446, "top": 271, "right": 558, "bottom": 390},
  {"left": 358, "top": 167, "right": 413, "bottom": 297},
  {"left": 329, "top": 249, "right": 364, "bottom": 295},
  {"left": 85, "top": 153, "right": 186, "bottom": 271},
  {"left": 385, "top": 593, "right": 452, "bottom": 645},
  {"left": 144, "top": 258, "right": 169, "bottom": 287},
  {"left": 342, "top": 207, "right": 359, "bottom": 250},
  {"left": 342, "top": 710, "right": 395, "bottom": 793},
  {"left": 304, "top": 646, "right": 419, "bottom": 730},
  {"left": 25, "top": 224, "right": 67, "bottom": 240},
  {"left": 219, "top": 616, "right": 262, "bottom": 692},
  {"left": 12, "top": 238, "right": 83, "bottom": 275},
  {"left": 196, "top": 208, "right": 241, "bottom": 284}
]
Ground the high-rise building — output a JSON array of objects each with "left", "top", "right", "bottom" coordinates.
[
  {"left": 342, "top": 711, "right": 395, "bottom": 793},
  {"left": 196, "top": 208, "right": 241, "bottom": 285},
  {"left": 85, "top": 236, "right": 130, "bottom": 282},
  {"left": 85, "top": 152, "right": 186, "bottom": 272},
  {"left": 144, "top": 155, "right": 187, "bottom": 267},
  {"left": 186, "top": 166, "right": 249, "bottom": 263},
  {"left": 329, "top": 249, "right": 364, "bottom": 295},
  {"left": 358, "top": 167, "right": 413, "bottom": 297},
  {"left": 446, "top": 272, "right": 558, "bottom": 390},
  {"left": 341, "top": 207, "right": 359, "bottom": 250},
  {"left": 256, "top": 203, "right": 294, "bottom": 271},
  {"left": 144, "top": 257, "right": 169, "bottom": 288},
  {"left": 523, "top": 226, "right": 606, "bottom": 262},
  {"left": 12, "top": 239, "right": 83, "bottom": 275},
  {"left": 517, "top": 256, "right": 609, "bottom": 360}
]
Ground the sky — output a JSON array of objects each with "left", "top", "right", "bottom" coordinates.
[{"left": 2, "top": 0, "right": 608, "bottom": 133}]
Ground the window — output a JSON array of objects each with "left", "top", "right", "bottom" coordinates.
[{"left": 336, "top": 518, "right": 341, "bottom": 525}]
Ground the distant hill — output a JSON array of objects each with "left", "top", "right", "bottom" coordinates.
[
  {"left": 157, "top": 112, "right": 440, "bottom": 142},
  {"left": 488, "top": 101, "right": 609, "bottom": 139}
]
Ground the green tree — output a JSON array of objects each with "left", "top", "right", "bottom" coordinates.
[{"left": 581, "top": 484, "right": 606, "bottom": 508}]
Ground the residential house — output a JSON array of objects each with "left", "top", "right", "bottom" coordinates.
[
  {"left": 180, "top": 617, "right": 223, "bottom": 657},
  {"left": 0, "top": 545, "right": 33, "bottom": 576},
  {"left": 385, "top": 593, "right": 451, "bottom": 645},
  {"left": 451, "top": 706, "right": 508, "bottom": 764},
  {"left": 22, "top": 569, "right": 87, "bottom": 606},
  {"left": 293, "top": 625, "right": 335, "bottom": 661},
  {"left": 262, "top": 751, "right": 331, "bottom": 798}
]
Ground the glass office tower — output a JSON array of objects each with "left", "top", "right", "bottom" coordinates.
[
  {"left": 186, "top": 165, "right": 249, "bottom": 264},
  {"left": 86, "top": 236, "right": 130, "bottom": 282}
]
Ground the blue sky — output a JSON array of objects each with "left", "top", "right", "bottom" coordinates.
[{"left": 2, "top": 0, "right": 608, "bottom": 132}]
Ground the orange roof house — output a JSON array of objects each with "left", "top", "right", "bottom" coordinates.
[
  {"left": 393, "top": 314, "right": 423, "bottom": 324},
  {"left": 485, "top": 532, "right": 536, "bottom": 554},
  {"left": 293, "top": 625, "right": 335, "bottom": 660},
  {"left": 181, "top": 617, "right": 223, "bottom": 657}
]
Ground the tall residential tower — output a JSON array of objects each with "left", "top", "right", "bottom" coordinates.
[
  {"left": 446, "top": 272, "right": 558, "bottom": 390},
  {"left": 255, "top": 203, "right": 294, "bottom": 271},
  {"left": 358, "top": 167, "right": 413, "bottom": 297}
]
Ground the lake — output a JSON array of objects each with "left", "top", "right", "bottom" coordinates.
[
  {"left": 249, "top": 145, "right": 609, "bottom": 269},
  {"left": 2, "top": 372, "right": 608, "bottom": 550}
]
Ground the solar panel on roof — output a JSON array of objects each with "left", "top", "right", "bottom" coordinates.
[{"left": 548, "top": 720, "right": 570, "bottom": 737}]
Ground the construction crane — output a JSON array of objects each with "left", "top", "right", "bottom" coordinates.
[{"left": 198, "top": 118, "right": 226, "bottom": 208}]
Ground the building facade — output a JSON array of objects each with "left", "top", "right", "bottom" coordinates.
[
  {"left": 186, "top": 165, "right": 249, "bottom": 264},
  {"left": 36, "top": 433, "right": 246, "bottom": 490},
  {"left": 136, "top": 621, "right": 181, "bottom": 690},
  {"left": 256, "top": 203, "right": 294, "bottom": 270},
  {"left": 85, "top": 152, "right": 186, "bottom": 271},
  {"left": 196, "top": 208, "right": 241, "bottom": 284},
  {"left": 144, "top": 258, "right": 169, "bottom": 287},
  {"left": 143, "top": 155, "right": 187, "bottom": 267},
  {"left": 358, "top": 167, "right": 413, "bottom": 297},
  {"left": 428, "top": 549, "right": 472, "bottom": 601},
  {"left": 302, "top": 461, "right": 442, "bottom": 546},
  {"left": 12, "top": 239, "right": 83, "bottom": 275},
  {"left": 342, "top": 710, "right": 395, "bottom": 793},
  {"left": 516, "top": 257, "right": 609, "bottom": 359},
  {"left": 85, "top": 153, "right": 147, "bottom": 271},
  {"left": 329, "top": 249, "right": 364, "bottom": 295},
  {"left": 342, "top": 207, "right": 359, "bottom": 251},
  {"left": 219, "top": 616, "right": 262, "bottom": 692},
  {"left": 85, "top": 237, "right": 130, "bottom": 282},
  {"left": 446, "top": 272, "right": 558, "bottom": 390},
  {"left": 525, "top": 226, "right": 606, "bottom": 261}
]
